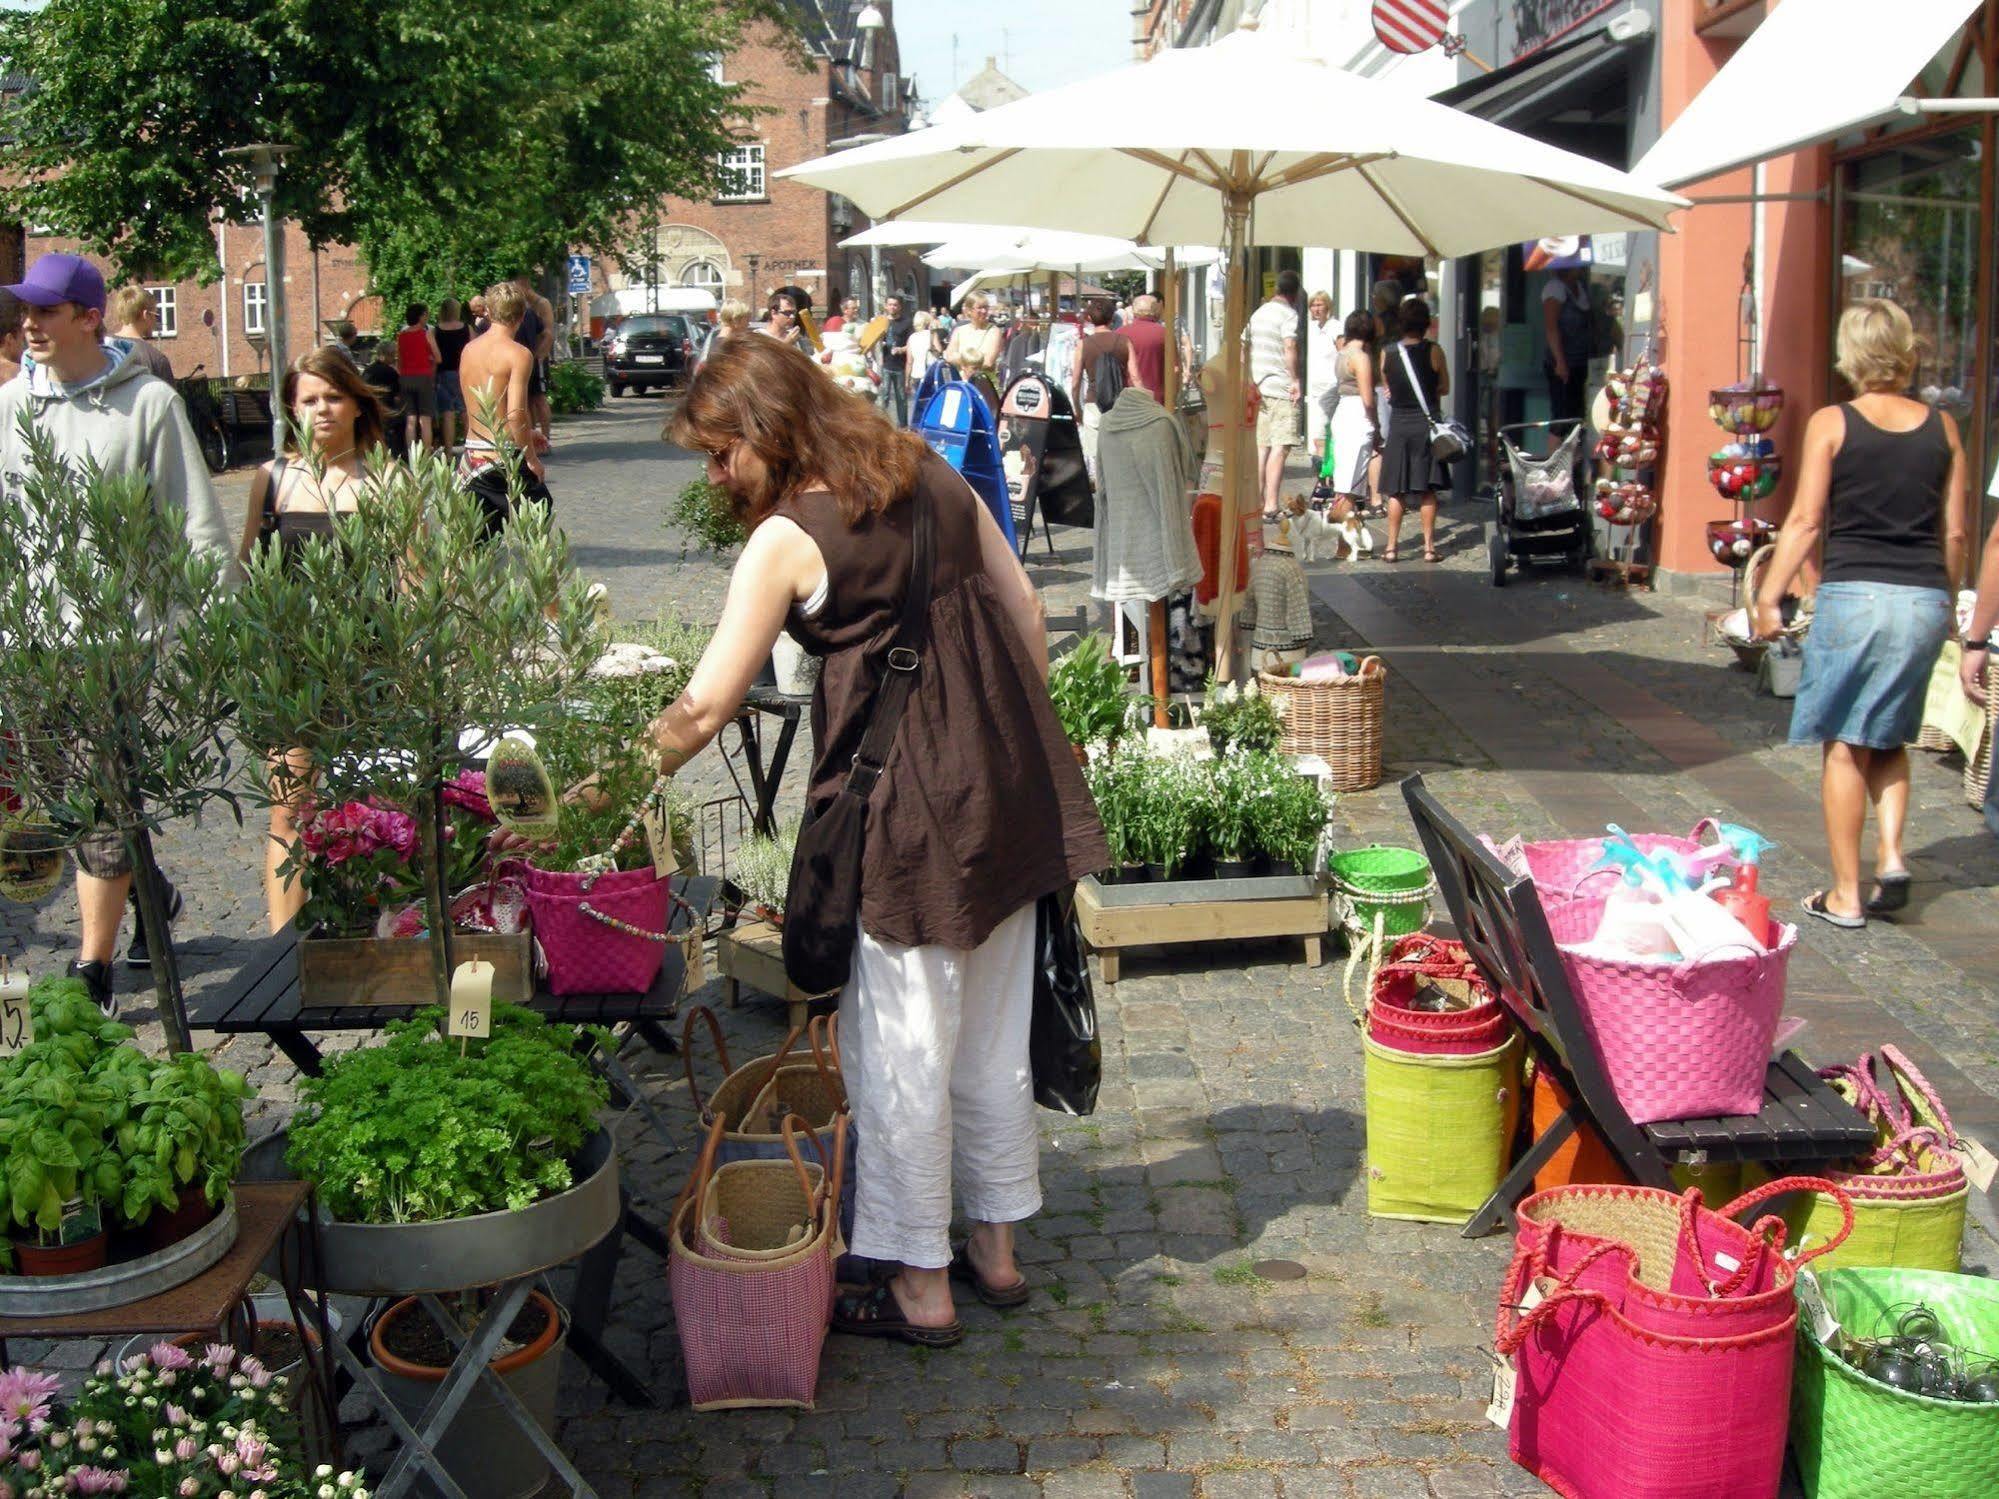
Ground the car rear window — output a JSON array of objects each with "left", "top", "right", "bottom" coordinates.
[{"left": 619, "top": 316, "right": 690, "bottom": 339}]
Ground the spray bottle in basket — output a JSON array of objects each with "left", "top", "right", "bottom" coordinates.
[
  {"left": 1708, "top": 824, "right": 1775, "bottom": 947},
  {"left": 1588, "top": 842, "right": 1679, "bottom": 957},
  {"left": 1603, "top": 828, "right": 1764, "bottom": 957}
]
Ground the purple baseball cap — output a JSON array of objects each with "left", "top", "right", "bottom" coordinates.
[{"left": 5, "top": 253, "right": 107, "bottom": 313}]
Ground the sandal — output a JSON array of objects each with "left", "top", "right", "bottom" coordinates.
[
  {"left": 831, "top": 1281, "right": 963, "bottom": 1348},
  {"left": 1423, "top": 549, "right": 1441, "bottom": 564},
  {"left": 1865, "top": 871, "right": 1911, "bottom": 915},
  {"left": 1382, "top": 549, "right": 1400, "bottom": 563},
  {"left": 949, "top": 1245, "right": 1031, "bottom": 1309},
  {"left": 1801, "top": 891, "right": 1865, "bottom": 930}
]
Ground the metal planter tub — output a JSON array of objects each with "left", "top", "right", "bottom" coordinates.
[
  {"left": 243, "top": 1129, "right": 621, "bottom": 1296},
  {"left": 0, "top": 1196, "right": 241, "bottom": 1317}
]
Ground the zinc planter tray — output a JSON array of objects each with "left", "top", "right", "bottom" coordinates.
[
  {"left": 245, "top": 1129, "right": 621, "bottom": 1297},
  {"left": 0, "top": 1195, "right": 240, "bottom": 1317},
  {"left": 1074, "top": 875, "right": 1329, "bottom": 987},
  {"left": 1085, "top": 872, "right": 1320, "bottom": 906}
]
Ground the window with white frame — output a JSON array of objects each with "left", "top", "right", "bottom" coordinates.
[
  {"left": 716, "top": 144, "right": 766, "bottom": 201},
  {"left": 243, "top": 280, "right": 268, "bottom": 336},
  {"left": 147, "top": 286, "right": 178, "bottom": 338},
  {"left": 706, "top": 53, "right": 724, "bottom": 84},
  {"left": 681, "top": 261, "right": 724, "bottom": 293},
  {"left": 884, "top": 73, "right": 899, "bottom": 111}
]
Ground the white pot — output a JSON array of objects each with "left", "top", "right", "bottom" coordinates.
[{"left": 771, "top": 633, "right": 821, "bottom": 697}]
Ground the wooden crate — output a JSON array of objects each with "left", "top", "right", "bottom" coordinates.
[
  {"left": 296, "top": 933, "right": 533, "bottom": 1007},
  {"left": 1073, "top": 875, "right": 1328, "bottom": 986},
  {"left": 716, "top": 920, "right": 837, "bottom": 1031}
]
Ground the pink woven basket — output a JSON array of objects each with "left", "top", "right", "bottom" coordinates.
[
  {"left": 514, "top": 862, "right": 671, "bottom": 996},
  {"left": 1496, "top": 1241, "right": 1799, "bottom": 1499},
  {"left": 1541, "top": 895, "right": 1794, "bottom": 1125}
]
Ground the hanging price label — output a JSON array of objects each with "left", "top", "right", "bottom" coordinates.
[
  {"left": 642, "top": 797, "right": 678, "bottom": 878},
  {"left": 1795, "top": 1270, "right": 1841, "bottom": 1350},
  {"left": 1484, "top": 1349, "right": 1517, "bottom": 1430},
  {"left": 0, "top": 963, "right": 31, "bottom": 1056},
  {"left": 682, "top": 929, "right": 706, "bottom": 992},
  {"left": 1956, "top": 1133, "right": 1999, "bottom": 1194},
  {"left": 446, "top": 960, "right": 494, "bottom": 1039}
]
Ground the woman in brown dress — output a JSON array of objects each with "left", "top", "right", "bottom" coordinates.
[{"left": 654, "top": 335, "right": 1107, "bottom": 1347}]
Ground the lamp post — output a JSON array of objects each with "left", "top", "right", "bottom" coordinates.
[{"left": 222, "top": 144, "right": 293, "bottom": 454}]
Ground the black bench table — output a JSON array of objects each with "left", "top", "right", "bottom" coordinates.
[{"left": 1401, "top": 775, "right": 1877, "bottom": 1237}]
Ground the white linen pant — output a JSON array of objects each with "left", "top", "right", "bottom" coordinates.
[{"left": 839, "top": 901, "right": 1041, "bottom": 1269}]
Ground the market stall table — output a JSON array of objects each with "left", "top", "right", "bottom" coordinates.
[{"left": 0, "top": 1181, "right": 335, "bottom": 1463}]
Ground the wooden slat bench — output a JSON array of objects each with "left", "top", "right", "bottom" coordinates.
[{"left": 1400, "top": 775, "right": 1876, "bottom": 1237}]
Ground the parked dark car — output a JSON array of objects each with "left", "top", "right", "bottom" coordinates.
[{"left": 601, "top": 313, "right": 698, "bottom": 396}]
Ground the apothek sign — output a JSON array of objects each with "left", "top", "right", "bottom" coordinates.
[{"left": 1507, "top": 0, "right": 1622, "bottom": 59}]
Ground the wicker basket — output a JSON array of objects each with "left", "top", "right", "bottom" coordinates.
[
  {"left": 1966, "top": 656, "right": 1996, "bottom": 808},
  {"left": 1259, "top": 657, "right": 1385, "bottom": 791}
]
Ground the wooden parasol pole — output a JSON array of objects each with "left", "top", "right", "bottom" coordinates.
[
  {"left": 1211, "top": 181, "right": 1254, "bottom": 680},
  {"left": 1151, "top": 247, "right": 1181, "bottom": 729},
  {"left": 1162, "top": 248, "right": 1179, "bottom": 409}
]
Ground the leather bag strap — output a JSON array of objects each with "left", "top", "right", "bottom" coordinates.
[
  {"left": 840, "top": 483, "right": 936, "bottom": 802},
  {"left": 1396, "top": 342, "right": 1434, "bottom": 424}
]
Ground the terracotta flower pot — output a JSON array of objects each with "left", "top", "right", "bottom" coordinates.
[
  {"left": 141, "top": 1188, "right": 218, "bottom": 1253},
  {"left": 12, "top": 1231, "right": 109, "bottom": 1277}
]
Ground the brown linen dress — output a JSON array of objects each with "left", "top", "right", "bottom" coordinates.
[{"left": 772, "top": 450, "right": 1107, "bottom": 950}]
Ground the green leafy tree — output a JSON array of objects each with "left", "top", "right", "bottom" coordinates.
[{"left": 0, "top": 0, "right": 791, "bottom": 298}]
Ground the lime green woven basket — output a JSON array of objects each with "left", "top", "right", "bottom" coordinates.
[
  {"left": 1363, "top": 1033, "right": 1521, "bottom": 1223},
  {"left": 1791, "top": 1267, "right": 1999, "bottom": 1499},
  {"left": 1329, "top": 845, "right": 1435, "bottom": 941},
  {"left": 1742, "top": 1166, "right": 1967, "bottom": 1273}
]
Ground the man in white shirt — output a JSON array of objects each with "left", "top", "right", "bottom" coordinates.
[{"left": 1245, "top": 269, "right": 1301, "bottom": 523}]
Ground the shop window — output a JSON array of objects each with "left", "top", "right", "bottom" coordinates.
[
  {"left": 716, "top": 144, "right": 766, "bottom": 202},
  {"left": 147, "top": 286, "right": 178, "bottom": 338},
  {"left": 243, "top": 280, "right": 268, "bottom": 337}
]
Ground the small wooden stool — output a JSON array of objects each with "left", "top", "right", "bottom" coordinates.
[{"left": 716, "top": 920, "right": 836, "bottom": 1031}]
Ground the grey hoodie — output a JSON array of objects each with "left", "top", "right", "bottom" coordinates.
[{"left": 0, "top": 338, "right": 240, "bottom": 589}]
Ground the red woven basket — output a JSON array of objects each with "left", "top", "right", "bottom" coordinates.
[{"left": 1357, "top": 933, "right": 1511, "bottom": 1056}]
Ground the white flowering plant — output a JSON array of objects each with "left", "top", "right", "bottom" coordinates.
[{"left": 0, "top": 1344, "right": 369, "bottom": 1498}]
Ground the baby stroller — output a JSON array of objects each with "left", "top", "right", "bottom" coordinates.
[{"left": 1485, "top": 419, "right": 1590, "bottom": 587}]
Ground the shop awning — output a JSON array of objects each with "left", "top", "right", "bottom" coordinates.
[
  {"left": 1633, "top": 0, "right": 1985, "bottom": 189},
  {"left": 1432, "top": 29, "right": 1634, "bottom": 128}
]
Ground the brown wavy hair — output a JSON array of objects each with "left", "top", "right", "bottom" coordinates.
[
  {"left": 670, "top": 332, "right": 926, "bottom": 527},
  {"left": 281, "top": 345, "right": 389, "bottom": 456}
]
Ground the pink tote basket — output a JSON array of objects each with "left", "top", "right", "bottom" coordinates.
[
  {"left": 515, "top": 862, "right": 672, "bottom": 995},
  {"left": 1539, "top": 895, "right": 1794, "bottom": 1124}
]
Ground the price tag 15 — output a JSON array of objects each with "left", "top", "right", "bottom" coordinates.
[
  {"left": 0, "top": 965, "right": 31, "bottom": 1056},
  {"left": 642, "top": 798, "right": 678, "bottom": 878},
  {"left": 447, "top": 960, "right": 495, "bottom": 1040}
]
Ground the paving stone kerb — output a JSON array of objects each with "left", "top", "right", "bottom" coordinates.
[{"left": 4, "top": 404, "right": 1992, "bottom": 1498}]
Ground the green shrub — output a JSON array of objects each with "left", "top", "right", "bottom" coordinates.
[
  {"left": 667, "top": 475, "right": 747, "bottom": 554},
  {"left": 548, "top": 359, "right": 606, "bottom": 416},
  {"left": 1047, "top": 633, "right": 1136, "bottom": 748}
]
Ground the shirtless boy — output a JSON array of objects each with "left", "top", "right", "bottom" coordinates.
[{"left": 457, "top": 280, "right": 551, "bottom": 532}]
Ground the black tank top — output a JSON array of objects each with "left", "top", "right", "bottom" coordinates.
[
  {"left": 515, "top": 305, "right": 543, "bottom": 359},
  {"left": 435, "top": 325, "right": 471, "bottom": 373},
  {"left": 1384, "top": 339, "right": 1439, "bottom": 416},
  {"left": 1822, "top": 403, "right": 1950, "bottom": 591}
]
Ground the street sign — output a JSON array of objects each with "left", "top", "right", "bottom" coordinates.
[
  {"left": 1372, "top": 0, "right": 1449, "bottom": 53},
  {"left": 566, "top": 254, "right": 591, "bottom": 295}
]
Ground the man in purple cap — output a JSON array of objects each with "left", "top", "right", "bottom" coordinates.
[{"left": 0, "top": 251, "right": 237, "bottom": 1014}]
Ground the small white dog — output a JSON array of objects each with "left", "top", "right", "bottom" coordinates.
[{"left": 1285, "top": 495, "right": 1373, "bottom": 561}]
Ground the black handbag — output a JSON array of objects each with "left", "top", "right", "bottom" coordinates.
[
  {"left": 1029, "top": 887, "right": 1100, "bottom": 1116},
  {"left": 781, "top": 484, "right": 936, "bottom": 995}
]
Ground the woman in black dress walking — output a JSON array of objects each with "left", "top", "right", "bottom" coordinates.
[{"left": 1378, "top": 298, "right": 1450, "bottom": 563}]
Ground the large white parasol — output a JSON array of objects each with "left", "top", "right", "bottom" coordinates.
[{"left": 783, "top": 25, "right": 1686, "bottom": 671}]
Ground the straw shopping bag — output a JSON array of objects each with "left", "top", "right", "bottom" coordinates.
[
  {"left": 1755, "top": 1046, "right": 1969, "bottom": 1272},
  {"left": 682, "top": 1007, "right": 845, "bottom": 1167},
  {"left": 699, "top": 1113, "right": 848, "bottom": 1266},
  {"left": 1343, "top": 926, "right": 1510, "bottom": 1057},
  {"left": 1496, "top": 1177, "right": 1853, "bottom": 1499},
  {"left": 1538, "top": 893, "right": 1794, "bottom": 1123},
  {"left": 1363, "top": 1031, "right": 1520, "bottom": 1223},
  {"left": 670, "top": 1114, "right": 845, "bottom": 1411},
  {"left": 1790, "top": 1266, "right": 1999, "bottom": 1499},
  {"left": 1257, "top": 658, "right": 1384, "bottom": 791}
]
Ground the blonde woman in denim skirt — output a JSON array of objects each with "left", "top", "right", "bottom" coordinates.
[{"left": 1753, "top": 299, "right": 1969, "bottom": 928}]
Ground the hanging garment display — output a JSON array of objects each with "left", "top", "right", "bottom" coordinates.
[
  {"left": 1240, "top": 523, "right": 1314, "bottom": 675},
  {"left": 1091, "top": 386, "right": 1199, "bottom": 605}
]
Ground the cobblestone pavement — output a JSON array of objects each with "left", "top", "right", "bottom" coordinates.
[{"left": 5, "top": 400, "right": 1996, "bottom": 1497}]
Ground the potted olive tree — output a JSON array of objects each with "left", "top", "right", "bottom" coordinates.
[
  {"left": 200, "top": 450, "right": 602, "bottom": 1007},
  {"left": 0, "top": 417, "right": 240, "bottom": 1053}
]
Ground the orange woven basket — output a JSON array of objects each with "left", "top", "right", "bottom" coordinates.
[{"left": 1258, "top": 657, "right": 1385, "bottom": 791}]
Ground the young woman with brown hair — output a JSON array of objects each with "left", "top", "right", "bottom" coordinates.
[{"left": 653, "top": 334, "right": 1106, "bottom": 1347}]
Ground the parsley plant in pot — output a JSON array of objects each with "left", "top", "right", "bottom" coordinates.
[
  {"left": 277, "top": 1005, "right": 617, "bottom": 1499},
  {"left": 202, "top": 455, "right": 601, "bottom": 1008}
]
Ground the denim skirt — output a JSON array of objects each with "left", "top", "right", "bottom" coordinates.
[{"left": 1788, "top": 580, "right": 1950, "bottom": 750}]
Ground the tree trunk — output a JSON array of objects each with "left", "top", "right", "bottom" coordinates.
[
  {"left": 417, "top": 782, "right": 455, "bottom": 1010},
  {"left": 128, "top": 825, "right": 191, "bottom": 1055}
]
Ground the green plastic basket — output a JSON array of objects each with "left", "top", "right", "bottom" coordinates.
[
  {"left": 1791, "top": 1267, "right": 1999, "bottom": 1498},
  {"left": 1328, "top": 845, "right": 1435, "bottom": 940}
]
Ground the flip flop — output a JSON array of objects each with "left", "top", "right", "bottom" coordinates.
[
  {"left": 1865, "top": 872, "right": 1911, "bottom": 915},
  {"left": 949, "top": 1246, "right": 1031, "bottom": 1309},
  {"left": 831, "top": 1281, "right": 963, "bottom": 1348},
  {"left": 1802, "top": 891, "right": 1865, "bottom": 930}
]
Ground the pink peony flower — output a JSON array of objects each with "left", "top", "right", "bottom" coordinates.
[
  {"left": 367, "top": 804, "right": 419, "bottom": 858},
  {"left": 442, "top": 769, "right": 498, "bottom": 823}
]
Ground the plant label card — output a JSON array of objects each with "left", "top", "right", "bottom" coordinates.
[
  {"left": 0, "top": 966, "right": 30, "bottom": 1056},
  {"left": 447, "top": 960, "right": 495, "bottom": 1039},
  {"left": 642, "top": 799, "right": 678, "bottom": 878}
]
